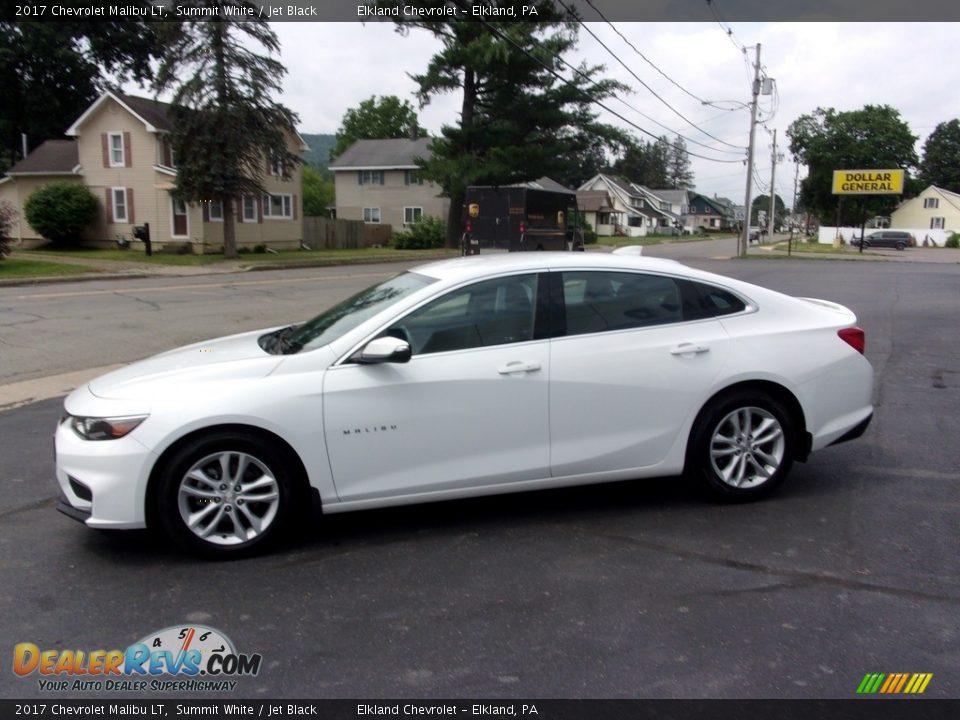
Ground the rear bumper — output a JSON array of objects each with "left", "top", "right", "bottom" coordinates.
[{"left": 827, "top": 411, "right": 873, "bottom": 447}]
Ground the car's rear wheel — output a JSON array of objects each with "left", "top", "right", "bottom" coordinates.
[
  {"left": 896, "top": 242, "right": 905, "bottom": 251},
  {"left": 688, "top": 391, "right": 796, "bottom": 500},
  {"left": 156, "top": 432, "right": 296, "bottom": 558}
]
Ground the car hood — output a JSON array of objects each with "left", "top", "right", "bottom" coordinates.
[{"left": 88, "top": 327, "right": 284, "bottom": 401}]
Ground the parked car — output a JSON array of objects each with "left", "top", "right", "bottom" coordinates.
[
  {"left": 55, "top": 254, "right": 874, "bottom": 557},
  {"left": 748, "top": 227, "right": 765, "bottom": 243},
  {"left": 852, "top": 230, "right": 916, "bottom": 250}
]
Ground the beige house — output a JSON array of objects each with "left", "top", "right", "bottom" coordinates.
[
  {"left": 330, "top": 138, "right": 448, "bottom": 233},
  {"left": 891, "top": 185, "right": 960, "bottom": 235},
  {"left": 0, "top": 91, "right": 307, "bottom": 253}
]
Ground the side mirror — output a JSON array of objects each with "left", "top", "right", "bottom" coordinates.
[{"left": 352, "top": 336, "right": 412, "bottom": 365}]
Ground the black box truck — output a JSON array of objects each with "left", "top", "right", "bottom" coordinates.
[{"left": 462, "top": 185, "right": 584, "bottom": 255}]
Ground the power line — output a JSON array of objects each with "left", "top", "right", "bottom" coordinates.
[
  {"left": 706, "top": 0, "right": 748, "bottom": 52},
  {"left": 475, "top": 20, "right": 746, "bottom": 165},
  {"left": 556, "top": 0, "right": 744, "bottom": 151},
  {"left": 582, "top": 0, "right": 711, "bottom": 106}
]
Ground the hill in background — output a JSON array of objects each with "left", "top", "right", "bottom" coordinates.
[{"left": 300, "top": 133, "right": 336, "bottom": 177}]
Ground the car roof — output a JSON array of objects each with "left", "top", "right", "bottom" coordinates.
[{"left": 412, "top": 251, "right": 692, "bottom": 282}]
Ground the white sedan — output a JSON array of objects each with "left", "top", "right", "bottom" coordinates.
[{"left": 55, "top": 254, "right": 874, "bottom": 557}]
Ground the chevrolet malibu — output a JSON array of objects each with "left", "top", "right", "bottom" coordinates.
[{"left": 55, "top": 254, "right": 874, "bottom": 557}]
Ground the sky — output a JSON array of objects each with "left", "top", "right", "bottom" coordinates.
[{"left": 133, "top": 20, "right": 960, "bottom": 207}]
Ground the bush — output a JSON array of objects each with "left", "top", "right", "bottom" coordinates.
[
  {"left": 0, "top": 200, "right": 16, "bottom": 259},
  {"left": 393, "top": 215, "right": 446, "bottom": 249},
  {"left": 253, "top": 244, "right": 267, "bottom": 254},
  {"left": 24, "top": 183, "right": 98, "bottom": 246},
  {"left": 945, "top": 233, "right": 959, "bottom": 249}
]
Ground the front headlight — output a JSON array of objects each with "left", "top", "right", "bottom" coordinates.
[{"left": 67, "top": 415, "right": 148, "bottom": 441}]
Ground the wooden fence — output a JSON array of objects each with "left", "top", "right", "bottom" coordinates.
[{"left": 302, "top": 217, "right": 392, "bottom": 249}]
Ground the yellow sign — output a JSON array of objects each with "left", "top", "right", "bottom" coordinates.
[
  {"left": 832, "top": 169, "right": 904, "bottom": 195},
  {"left": 468, "top": 203, "right": 479, "bottom": 218}
]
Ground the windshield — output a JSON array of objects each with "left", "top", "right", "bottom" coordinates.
[{"left": 269, "top": 272, "right": 435, "bottom": 354}]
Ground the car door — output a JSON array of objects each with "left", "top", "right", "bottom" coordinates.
[
  {"left": 323, "top": 272, "right": 550, "bottom": 503},
  {"left": 548, "top": 270, "right": 735, "bottom": 477}
]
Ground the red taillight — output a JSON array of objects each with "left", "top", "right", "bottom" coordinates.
[
  {"left": 519, "top": 222, "right": 526, "bottom": 234},
  {"left": 838, "top": 327, "right": 865, "bottom": 354},
  {"left": 465, "top": 220, "right": 472, "bottom": 233}
]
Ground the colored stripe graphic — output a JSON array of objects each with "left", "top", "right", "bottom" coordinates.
[{"left": 857, "top": 673, "right": 932, "bottom": 694}]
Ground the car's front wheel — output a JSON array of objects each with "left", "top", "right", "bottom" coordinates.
[
  {"left": 688, "top": 391, "right": 797, "bottom": 500},
  {"left": 156, "top": 432, "right": 297, "bottom": 557}
]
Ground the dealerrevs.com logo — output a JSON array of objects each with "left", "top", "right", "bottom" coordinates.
[{"left": 13, "top": 625, "right": 262, "bottom": 693}]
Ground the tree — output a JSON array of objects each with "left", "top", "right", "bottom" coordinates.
[
  {"left": 751, "top": 193, "right": 786, "bottom": 229},
  {"left": 154, "top": 1, "right": 300, "bottom": 259},
  {"left": 330, "top": 96, "right": 425, "bottom": 161},
  {"left": 390, "top": 1, "right": 627, "bottom": 246},
  {"left": 0, "top": 200, "right": 16, "bottom": 258},
  {"left": 611, "top": 136, "right": 669, "bottom": 187},
  {"left": 787, "top": 105, "right": 918, "bottom": 225},
  {"left": 0, "top": 19, "right": 162, "bottom": 172},
  {"left": 666, "top": 136, "right": 695, "bottom": 189},
  {"left": 302, "top": 165, "right": 334, "bottom": 217},
  {"left": 23, "top": 183, "right": 98, "bottom": 246},
  {"left": 919, "top": 119, "right": 960, "bottom": 194}
]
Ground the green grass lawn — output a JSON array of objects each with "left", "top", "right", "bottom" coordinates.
[
  {"left": 595, "top": 233, "right": 734, "bottom": 248},
  {"left": 0, "top": 258, "right": 96, "bottom": 278},
  {"left": 19, "top": 248, "right": 226, "bottom": 266},
  {"left": 18, "top": 246, "right": 459, "bottom": 268},
  {"left": 771, "top": 241, "right": 880, "bottom": 255}
]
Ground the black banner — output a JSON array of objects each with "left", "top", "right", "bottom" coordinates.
[
  {"left": 2, "top": 700, "right": 960, "bottom": 720},
  {"left": 4, "top": 0, "right": 960, "bottom": 23}
]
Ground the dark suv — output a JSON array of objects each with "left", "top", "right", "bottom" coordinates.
[{"left": 853, "top": 230, "right": 916, "bottom": 250}]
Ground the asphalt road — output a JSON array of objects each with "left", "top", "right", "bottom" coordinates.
[{"left": 1, "top": 256, "right": 958, "bottom": 700}]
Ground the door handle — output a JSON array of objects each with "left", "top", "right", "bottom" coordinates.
[
  {"left": 670, "top": 343, "right": 710, "bottom": 356},
  {"left": 498, "top": 361, "right": 542, "bottom": 375}
]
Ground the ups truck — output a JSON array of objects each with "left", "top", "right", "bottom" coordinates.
[{"left": 462, "top": 185, "right": 584, "bottom": 255}]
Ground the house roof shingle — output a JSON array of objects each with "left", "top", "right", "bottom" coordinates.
[
  {"left": 115, "top": 92, "right": 173, "bottom": 132},
  {"left": 7, "top": 139, "right": 79, "bottom": 175},
  {"left": 329, "top": 138, "right": 433, "bottom": 170},
  {"left": 576, "top": 190, "right": 614, "bottom": 212}
]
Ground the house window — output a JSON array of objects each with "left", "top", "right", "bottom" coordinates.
[
  {"left": 363, "top": 207, "right": 381, "bottom": 223},
  {"left": 931, "top": 217, "right": 945, "bottom": 229},
  {"left": 404, "top": 170, "right": 423, "bottom": 186},
  {"left": 263, "top": 193, "right": 293, "bottom": 219},
  {"left": 111, "top": 187, "right": 128, "bottom": 223},
  {"left": 404, "top": 207, "right": 423, "bottom": 224},
  {"left": 923, "top": 198, "right": 939, "bottom": 209},
  {"left": 208, "top": 200, "right": 224, "bottom": 222},
  {"left": 359, "top": 170, "right": 384, "bottom": 185},
  {"left": 243, "top": 196, "right": 257, "bottom": 222},
  {"left": 271, "top": 155, "right": 282, "bottom": 177},
  {"left": 109, "top": 133, "right": 124, "bottom": 167}
]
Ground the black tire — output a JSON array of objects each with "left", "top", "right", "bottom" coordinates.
[
  {"left": 896, "top": 242, "right": 905, "bottom": 251},
  {"left": 687, "top": 390, "right": 797, "bottom": 501},
  {"left": 156, "top": 432, "right": 299, "bottom": 558}
]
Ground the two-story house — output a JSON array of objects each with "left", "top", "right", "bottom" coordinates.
[
  {"left": 688, "top": 193, "right": 736, "bottom": 230},
  {"left": 578, "top": 174, "right": 669, "bottom": 237},
  {"left": 891, "top": 185, "right": 960, "bottom": 236},
  {"left": 0, "top": 91, "right": 306, "bottom": 253},
  {"left": 329, "top": 138, "right": 448, "bottom": 233}
]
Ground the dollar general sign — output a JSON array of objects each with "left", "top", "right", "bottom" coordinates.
[{"left": 832, "top": 169, "right": 904, "bottom": 195}]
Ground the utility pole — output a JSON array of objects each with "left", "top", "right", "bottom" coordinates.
[
  {"left": 740, "top": 44, "right": 761, "bottom": 258},
  {"left": 767, "top": 128, "right": 780, "bottom": 241},
  {"left": 789, "top": 161, "right": 799, "bottom": 256}
]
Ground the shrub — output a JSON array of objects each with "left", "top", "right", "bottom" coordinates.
[
  {"left": 0, "top": 200, "right": 16, "bottom": 259},
  {"left": 574, "top": 215, "right": 596, "bottom": 244},
  {"left": 393, "top": 215, "right": 446, "bottom": 249},
  {"left": 253, "top": 243, "right": 267, "bottom": 254},
  {"left": 24, "top": 183, "right": 98, "bottom": 246},
  {"left": 945, "top": 233, "right": 959, "bottom": 249}
]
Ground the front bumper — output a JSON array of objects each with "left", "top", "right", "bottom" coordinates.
[{"left": 54, "top": 417, "right": 153, "bottom": 530}]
